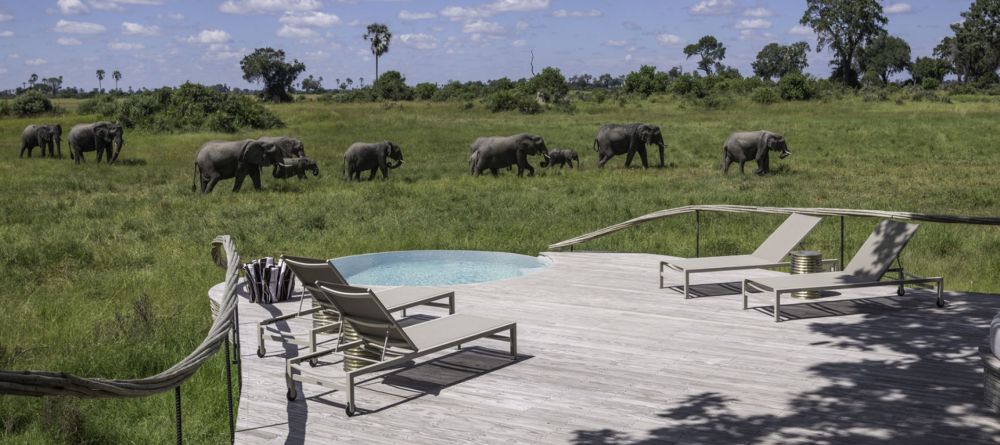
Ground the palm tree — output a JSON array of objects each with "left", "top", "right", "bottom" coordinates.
[
  {"left": 29, "top": 73, "right": 38, "bottom": 88},
  {"left": 96, "top": 69, "right": 105, "bottom": 92},
  {"left": 112, "top": 70, "right": 122, "bottom": 91},
  {"left": 363, "top": 23, "right": 392, "bottom": 81}
]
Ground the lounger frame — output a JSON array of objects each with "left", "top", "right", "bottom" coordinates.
[{"left": 285, "top": 284, "right": 515, "bottom": 416}]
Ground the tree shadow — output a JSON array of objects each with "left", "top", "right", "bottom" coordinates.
[
  {"left": 666, "top": 282, "right": 744, "bottom": 298},
  {"left": 572, "top": 290, "right": 1000, "bottom": 444}
]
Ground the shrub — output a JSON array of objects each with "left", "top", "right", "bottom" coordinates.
[
  {"left": 0, "top": 100, "right": 9, "bottom": 116},
  {"left": 528, "top": 67, "right": 569, "bottom": 103},
  {"left": 751, "top": 86, "right": 781, "bottom": 104},
  {"left": 10, "top": 90, "right": 54, "bottom": 116},
  {"left": 778, "top": 72, "right": 816, "bottom": 101},
  {"left": 484, "top": 91, "right": 541, "bottom": 114},
  {"left": 413, "top": 82, "right": 438, "bottom": 100},
  {"left": 372, "top": 71, "right": 413, "bottom": 101},
  {"left": 922, "top": 78, "right": 941, "bottom": 90}
]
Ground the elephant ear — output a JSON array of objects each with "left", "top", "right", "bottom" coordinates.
[{"left": 241, "top": 141, "right": 266, "bottom": 165}]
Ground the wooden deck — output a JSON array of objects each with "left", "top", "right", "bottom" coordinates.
[{"left": 215, "top": 252, "right": 1000, "bottom": 444}]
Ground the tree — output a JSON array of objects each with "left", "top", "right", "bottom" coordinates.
[
  {"left": 911, "top": 56, "right": 951, "bottom": 84},
  {"left": 112, "top": 70, "right": 122, "bottom": 91},
  {"left": 364, "top": 23, "right": 392, "bottom": 81},
  {"left": 43, "top": 76, "right": 63, "bottom": 96},
  {"left": 683, "top": 36, "right": 727, "bottom": 75},
  {"left": 240, "top": 47, "right": 306, "bottom": 103},
  {"left": 859, "top": 34, "right": 911, "bottom": 84},
  {"left": 413, "top": 82, "right": 438, "bottom": 100},
  {"left": 528, "top": 67, "right": 569, "bottom": 103},
  {"left": 371, "top": 70, "right": 412, "bottom": 100},
  {"left": 29, "top": 73, "right": 38, "bottom": 88},
  {"left": 623, "top": 65, "right": 669, "bottom": 97},
  {"left": 752, "top": 42, "right": 811, "bottom": 80},
  {"left": 300, "top": 75, "right": 324, "bottom": 93},
  {"left": 935, "top": 0, "right": 1000, "bottom": 84},
  {"left": 96, "top": 69, "right": 105, "bottom": 92},
  {"left": 801, "top": 0, "right": 887, "bottom": 87}
]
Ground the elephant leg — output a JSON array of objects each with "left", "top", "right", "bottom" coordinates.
[
  {"left": 233, "top": 173, "right": 246, "bottom": 192},
  {"left": 96, "top": 146, "right": 104, "bottom": 163},
  {"left": 638, "top": 148, "right": 649, "bottom": 168},
  {"left": 722, "top": 151, "right": 731, "bottom": 173},
  {"left": 597, "top": 152, "right": 610, "bottom": 168},
  {"left": 204, "top": 174, "right": 221, "bottom": 193},
  {"left": 19, "top": 144, "right": 28, "bottom": 158},
  {"left": 738, "top": 160, "right": 746, "bottom": 175},
  {"left": 368, "top": 168, "right": 377, "bottom": 181},
  {"left": 490, "top": 168, "right": 498, "bottom": 176},
  {"left": 249, "top": 169, "right": 263, "bottom": 190},
  {"left": 624, "top": 148, "right": 636, "bottom": 167}
]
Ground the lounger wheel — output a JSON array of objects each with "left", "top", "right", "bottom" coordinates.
[
  {"left": 256, "top": 344, "right": 265, "bottom": 358},
  {"left": 308, "top": 358, "right": 319, "bottom": 367},
  {"left": 897, "top": 286, "right": 905, "bottom": 296},
  {"left": 936, "top": 299, "right": 946, "bottom": 308},
  {"left": 345, "top": 402, "right": 356, "bottom": 417},
  {"left": 286, "top": 388, "right": 297, "bottom": 401}
]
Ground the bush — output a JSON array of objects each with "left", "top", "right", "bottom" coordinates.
[
  {"left": 413, "top": 82, "right": 438, "bottom": 100},
  {"left": 372, "top": 71, "right": 413, "bottom": 101},
  {"left": 528, "top": 67, "right": 569, "bottom": 104},
  {"left": 484, "top": 91, "right": 541, "bottom": 114},
  {"left": 0, "top": 100, "right": 9, "bottom": 116},
  {"left": 751, "top": 86, "right": 781, "bottom": 104},
  {"left": 778, "top": 72, "right": 816, "bottom": 101},
  {"left": 10, "top": 90, "right": 54, "bottom": 116},
  {"left": 922, "top": 78, "right": 941, "bottom": 90}
]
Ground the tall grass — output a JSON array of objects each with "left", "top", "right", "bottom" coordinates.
[{"left": 1, "top": 97, "right": 999, "bottom": 443}]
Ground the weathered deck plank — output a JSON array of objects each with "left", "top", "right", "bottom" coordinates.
[{"left": 213, "top": 252, "right": 1000, "bottom": 444}]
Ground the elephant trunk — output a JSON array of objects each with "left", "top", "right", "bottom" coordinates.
[
  {"left": 388, "top": 159, "right": 404, "bottom": 169},
  {"left": 779, "top": 148, "right": 791, "bottom": 159},
  {"left": 311, "top": 165, "right": 320, "bottom": 176},
  {"left": 657, "top": 142, "right": 665, "bottom": 168},
  {"left": 110, "top": 135, "right": 124, "bottom": 164}
]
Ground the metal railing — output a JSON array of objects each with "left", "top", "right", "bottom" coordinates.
[{"left": 0, "top": 235, "right": 243, "bottom": 444}]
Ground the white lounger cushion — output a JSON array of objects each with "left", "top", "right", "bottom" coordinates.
[
  {"left": 378, "top": 286, "right": 453, "bottom": 310},
  {"left": 666, "top": 255, "right": 776, "bottom": 272},
  {"left": 403, "top": 314, "right": 514, "bottom": 351}
]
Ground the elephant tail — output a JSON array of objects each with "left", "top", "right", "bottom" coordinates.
[
  {"left": 592, "top": 139, "right": 599, "bottom": 152},
  {"left": 192, "top": 163, "right": 199, "bottom": 193}
]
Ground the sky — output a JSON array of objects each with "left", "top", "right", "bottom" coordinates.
[{"left": 0, "top": 0, "right": 973, "bottom": 91}]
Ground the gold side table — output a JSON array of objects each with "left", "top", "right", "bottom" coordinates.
[{"left": 790, "top": 250, "right": 822, "bottom": 299}]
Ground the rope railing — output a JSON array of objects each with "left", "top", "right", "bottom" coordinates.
[
  {"left": 0, "top": 235, "right": 242, "bottom": 443},
  {"left": 548, "top": 205, "right": 1000, "bottom": 251}
]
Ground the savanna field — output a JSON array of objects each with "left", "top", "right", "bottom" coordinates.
[{"left": 2, "top": 96, "right": 1000, "bottom": 443}]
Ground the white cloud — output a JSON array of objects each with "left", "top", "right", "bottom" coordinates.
[
  {"left": 0, "top": 30, "right": 12, "bottom": 37},
  {"left": 884, "top": 3, "right": 912, "bottom": 14},
  {"left": 219, "top": 0, "right": 320, "bottom": 14},
  {"left": 788, "top": 24, "right": 813, "bottom": 36},
  {"left": 57, "top": 0, "right": 89, "bottom": 14},
  {"left": 511, "top": 39, "right": 526, "bottom": 47},
  {"left": 743, "top": 7, "right": 773, "bottom": 17},
  {"left": 122, "top": 22, "right": 160, "bottom": 35},
  {"left": 440, "top": 6, "right": 486, "bottom": 21},
  {"left": 159, "top": 12, "right": 184, "bottom": 20},
  {"left": 0, "top": 13, "right": 13, "bottom": 22},
  {"left": 277, "top": 24, "right": 318, "bottom": 39},
  {"left": 441, "top": 0, "right": 548, "bottom": 21},
  {"left": 8, "top": 53, "right": 19, "bottom": 58},
  {"left": 516, "top": 21, "right": 529, "bottom": 30},
  {"left": 279, "top": 11, "right": 341, "bottom": 27},
  {"left": 205, "top": 44, "right": 244, "bottom": 61},
  {"left": 553, "top": 9, "right": 601, "bottom": 18},
  {"left": 488, "top": 0, "right": 548, "bottom": 12},
  {"left": 399, "top": 33, "right": 438, "bottom": 49},
  {"left": 55, "top": 20, "right": 107, "bottom": 34},
  {"left": 109, "top": 41, "right": 144, "bottom": 50},
  {"left": 605, "top": 39, "right": 627, "bottom": 47},
  {"left": 57, "top": 37, "right": 82, "bottom": 45},
  {"left": 25, "top": 58, "right": 47, "bottom": 66},
  {"left": 185, "top": 29, "right": 232, "bottom": 44},
  {"left": 463, "top": 19, "right": 504, "bottom": 34},
  {"left": 399, "top": 10, "right": 436, "bottom": 20},
  {"left": 657, "top": 33, "right": 685, "bottom": 46},
  {"left": 735, "top": 18, "right": 771, "bottom": 29},
  {"left": 690, "top": 0, "right": 736, "bottom": 15},
  {"left": 90, "top": 0, "right": 166, "bottom": 11}
]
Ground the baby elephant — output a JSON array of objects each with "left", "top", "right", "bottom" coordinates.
[
  {"left": 273, "top": 157, "right": 319, "bottom": 180},
  {"left": 541, "top": 149, "right": 580, "bottom": 169},
  {"left": 344, "top": 141, "right": 403, "bottom": 181},
  {"left": 722, "top": 130, "right": 790, "bottom": 175}
]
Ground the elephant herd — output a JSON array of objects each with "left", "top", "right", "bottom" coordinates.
[
  {"left": 20, "top": 121, "right": 124, "bottom": 164},
  {"left": 18, "top": 120, "right": 793, "bottom": 194}
]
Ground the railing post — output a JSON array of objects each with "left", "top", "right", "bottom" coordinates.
[
  {"left": 232, "top": 300, "right": 242, "bottom": 390},
  {"left": 695, "top": 210, "right": 701, "bottom": 258},
  {"left": 174, "top": 386, "right": 182, "bottom": 445},
  {"left": 225, "top": 339, "right": 235, "bottom": 443},
  {"left": 839, "top": 216, "right": 845, "bottom": 271}
]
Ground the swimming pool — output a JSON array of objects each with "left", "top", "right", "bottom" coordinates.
[{"left": 331, "top": 250, "right": 551, "bottom": 286}]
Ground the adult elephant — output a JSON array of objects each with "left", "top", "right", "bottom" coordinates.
[
  {"left": 193, "top": 139, "right": 282, "bottom": 193},
  {"left": 257, "top": 136, "right": 305, "bottom": 158},
  {"left": 343, "top": 141, "right": 403, "bottom": 181},
  {"left": 469, "top": 134, "right": 548, "bottom": 177},
  {"left": 593, "top": 123, "right": 665, "bottom": 168},
  {"left": 20, "top": 124, "right": 62, "bottom": 158},
  {"left": 69, "top": 121, "right": 124, "bottom": 165},
  {"left": 721, "top": 130, "right": 790, "bottom": 175}
]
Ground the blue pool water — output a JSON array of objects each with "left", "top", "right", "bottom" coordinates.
[{"left": 330, "top": 250, "right": 551, "bottom": 286}]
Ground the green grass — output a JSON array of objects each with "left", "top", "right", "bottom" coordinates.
[{"left": 2, "top": 96, "right": 1000, "bottom": 443}]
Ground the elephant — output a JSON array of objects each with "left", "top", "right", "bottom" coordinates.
[
  {"left": 20, "top": 124, "right": 62, "bottom": 158},
  {"left": 257, "top": 136, "right": 305, "bottom": 158},
  {"left": 68, "top": 121, "right": 124, "bottom": 165},
  {"left": 273, "top": 156, "right": 320, "bottom": 180},
  {"left": 721, "top": 130, "right": 791, "bottom": 175},
  {"left": 540, "top": 148, "right": 580, "bottom": 169},
  {"left": 593, "top": 123, "right": 665, "bottom": 168},
  {"left": 469, "top": 134, "right": 548, "bottom": 177},
  {"left": 192, "top": 139, "right": 282, "bottom": 193},
  {"left": 343, "top": 141, "right": 404, "bottom": 181}
]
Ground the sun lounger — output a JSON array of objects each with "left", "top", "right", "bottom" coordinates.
[
  {"left": 660, "top": 213, "right": 829, "bottom": 298},
  {"left": 256, "top": 256, "right": 455, "bottom": 359},
  {"left": 742, "top": 219, "right": 944, "bottom": 322},
  {"left": 286, "top": 281, "right": 516, "bottom": 416}
]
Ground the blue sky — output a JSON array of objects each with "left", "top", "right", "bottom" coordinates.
[{"left": 0, "top": 1, "right": 971, "bottom": 91}]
